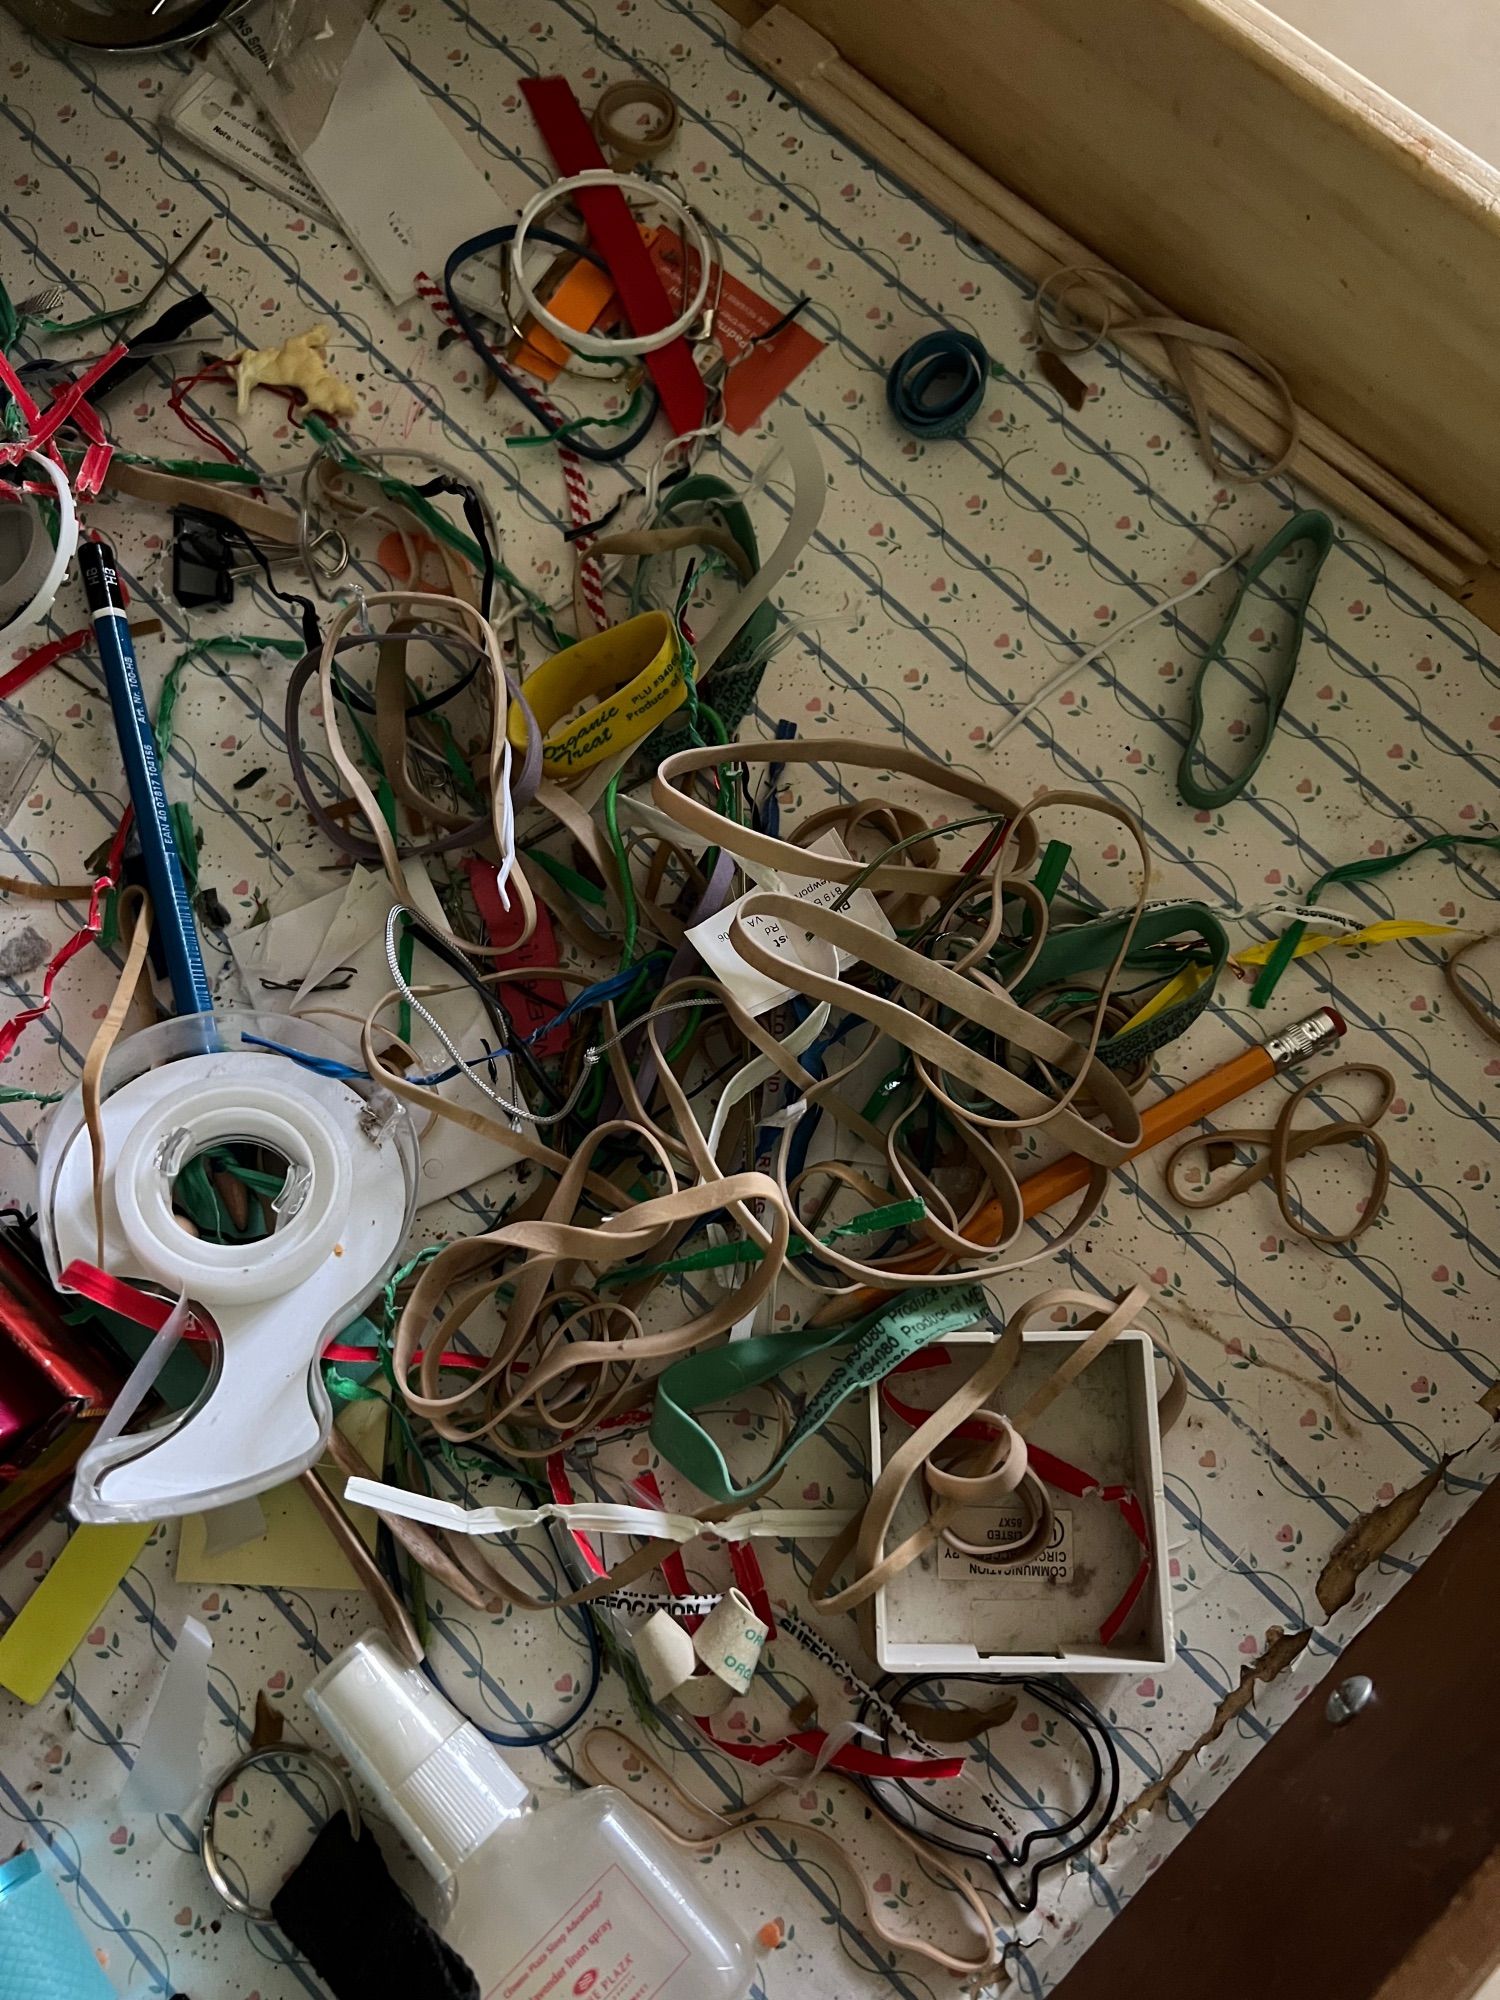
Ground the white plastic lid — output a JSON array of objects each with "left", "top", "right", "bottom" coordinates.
[{"left": 307, "top": 1633, "right": 532, "bottom": 1881}]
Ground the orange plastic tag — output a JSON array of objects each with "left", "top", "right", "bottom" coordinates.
[{"left": 511, "top": 256, "right": 619, "bottom": 382}]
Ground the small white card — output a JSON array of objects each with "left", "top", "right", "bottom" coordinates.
[
  {"left": 166, "top": 70, "right": 333, "bottom": 222},
  {"left": 685, "top": 831, "right": 895, "bottom": 1015}
]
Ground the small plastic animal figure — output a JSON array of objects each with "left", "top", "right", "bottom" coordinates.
[{"left": 234, "top": 323, "right": 358, "bottom": 422}]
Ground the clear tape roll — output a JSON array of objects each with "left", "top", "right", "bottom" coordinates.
[{"left": 0, "top": 453, "right": 77, "bottom": 646}]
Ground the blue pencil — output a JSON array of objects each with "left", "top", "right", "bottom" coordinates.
[{"left": 77, "top": 537, "right": 214, "bottom": 1018}]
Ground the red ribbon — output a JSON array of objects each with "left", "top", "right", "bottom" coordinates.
[
  {"left": 626, "top": 1471, "right": 963, "bottom": 1779},
  {"left": 0, "top": 809, "right": 132, "bottom": 1063},
  {"left": 519, "top": 77, "right": 707, "bottom": 437},
  {"left": 466, "top": 857, "right": 569, "bottom": 1056}
]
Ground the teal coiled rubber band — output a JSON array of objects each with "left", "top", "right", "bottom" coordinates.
[{"left": 886, "top": 330, "right": 989, "bottom": 440}]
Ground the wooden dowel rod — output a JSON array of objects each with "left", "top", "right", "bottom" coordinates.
[
  {"left": 832, "top": 61, "right": 1488, "bottom": 567},
  {"left": 747, "top": 7, "right": 1486, "bottom": 583}
]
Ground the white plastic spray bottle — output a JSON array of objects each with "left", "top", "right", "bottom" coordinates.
[{"left": 307, "top": 1633, "right": 753, "bottom": 2000}]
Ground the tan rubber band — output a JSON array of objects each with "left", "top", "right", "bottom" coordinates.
[
  {"left": 1035, "top": 263, "right": 1300, "bottom": 483},
  {"left": 581, "top": 1725, "right": 1001, "bottom": 1982},
  {"left": 808, "top": 1283, "right": 1176, "bottom": 1615},
  {"left": 1163, "top": 1060, "right": 1394, "bottom": 1249},
  {"left": 81, "top": 887, "right": 154, "bottom": 1267},
  {"left": 1445, "top": 931, "right": 1500, "bottom": 1046},
  {"left": 591, "top": 79, "right": 681, "bottom": 165}
]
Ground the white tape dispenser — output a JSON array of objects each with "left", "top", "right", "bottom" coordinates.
[{"left": 36, "top": 1011, "right": 418, "bottom": 1525}]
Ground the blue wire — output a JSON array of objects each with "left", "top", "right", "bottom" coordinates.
[
  {"left": 240, "top": 1034, "right": 369, "bottom": 1080},
  {"left": 519, "top": 953, "right": 671, "bottom": 1048},
  {"left": 242, "top": 1032, "right": 506, "bottom": 1092},
  {"left": 757, "top": 719, "right": 798, "bottom": 838}
]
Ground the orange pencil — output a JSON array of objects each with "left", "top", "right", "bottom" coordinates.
[{"left": 811, "top": 1008, "right": 1346, "bottom": 1325}]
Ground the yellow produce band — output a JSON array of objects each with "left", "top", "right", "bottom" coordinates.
[
  {"left": 1119, "top": 918, "right": 1462, "bottom": 1038},
  {"left": 1234, "top": 918, "right": 1459, "bottom": 966},
  {"left": 509, "top": 609, "right": 684, "bottom": 777}
]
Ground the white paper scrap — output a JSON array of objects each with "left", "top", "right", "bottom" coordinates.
[{"left": 685, "top": 831, "right": 895, "bottom": 1015}]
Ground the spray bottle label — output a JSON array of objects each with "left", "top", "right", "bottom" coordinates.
[{"left": 492, "top": 1863, "right": 690, "bottom": 2000}]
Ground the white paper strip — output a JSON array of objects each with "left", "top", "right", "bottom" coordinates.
[
  {"left": 693, "top": 1587, "right": 769, "bottom": 1695},
  {"left": 632, "top": 1590, "right": 769, "bottom": 1715},
  {"left": 636, "top": 1609, "right": 699, "bottom": 1705},
  {"left": 342, "top": 1478, "right": 849, "bottom": 1545}
]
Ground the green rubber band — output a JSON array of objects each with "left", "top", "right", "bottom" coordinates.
[
  {"left": 1250, "top": 829, "right": 1500, "bottom": 1007},
  {"left": 526, "top": 846, "right": 606, "bottom": 906},
  {"left": 651, "top": 1285, "right": 987, "bottom": 1504},
  {"left": 998, "top": 900, "right": 1230, "bottom": 1070},
  {"left": 597, "top": 1197, "right": 926, "bottom": 1287},
  {"left": 115, "top": 452, "right": 262, "bottom": 485},
  {"left": 1178, "top": 510, "right": 1333, "bottom": 811},
  {"left": 1034, "top": 839, "right": 1071, "bottom": 907}
]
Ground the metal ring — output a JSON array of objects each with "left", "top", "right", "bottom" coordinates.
[{"left": 201, "top": 1741, "right": 361, "bottom": 1922}]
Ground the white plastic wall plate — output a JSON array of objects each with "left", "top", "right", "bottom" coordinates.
[{"left": 868, "top": 1327, "right": 1173, "bottom": 1676}]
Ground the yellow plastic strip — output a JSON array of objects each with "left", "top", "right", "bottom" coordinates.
[
  {"left": 0, "top": 1522, "right": 152, "bottom": 1705},
  {"left": 1119, "top": 918, "right": 1461, "bottom": 1038},
  {"left": 1118, "top": 961, "right": 1214, "bottom": 1035},
  {"left": 510, "top": 610, "right": 684, "bottom": 776},
  {"left": 1234, "top": 919, "right": 1460, "bottom": 967}
]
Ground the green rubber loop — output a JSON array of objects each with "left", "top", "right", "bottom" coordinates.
[
  {"left": 651, "top": 1285, "right": 987, "bottom": 1504},
  {"left": 526, "top": 845, "right": 606, "bottom": 906},
  {"left": 1033, "top": 839, "right": 1071, "bottom": 908},
  {"left": 1177, "top": 509, "right": 1333, "bottom": 811},
  {"left": 634, "top": 473, "right": 779, "bottom": 760},
  {"left": 1250, "top": 829, "right": 1500, "bottom": 1008}
]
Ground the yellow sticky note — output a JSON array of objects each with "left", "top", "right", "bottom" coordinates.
[
  {"left": 0, "top": 1522, "right": 152, "bottom": 1706},
  {"left": 176, "top": 1399, "right": 388, "bottom": 1591}
]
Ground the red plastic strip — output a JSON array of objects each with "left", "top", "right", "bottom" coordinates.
[
  {"left": 0, "top": 351, "right": 43, "bottom": 433},
  {"left": 0, "top": 625, "right": 94, "bottom": 702},
  {"left": 633, "top": 1467, "right": 697, "bottom": 1621},
  {"left": 0, "top": 810, "right": 131, "bottom": 1062},
  {"left": 519, "top": 76, "right": 707, "bottom": 436},
  {"left": 59, "top": 1260, "right": 209, "bottom": 1341},
  {"left": 727, "top": 1539, "right": 776, "bottom": 1639},
  {"left": 629, "top": 1475, "right": 960, "bottom": 1778},
  {"left": 694, "top": 1718, "right": 964, "bottom": 1780},
  {"left": 322, "top": 1341, "right": 487, "bottom": 1372},
  {"left": 0, "top": 342, "right": 124, "bottom": 492},
  {"left": 548, "top": 1449, "right": 608, "bottom": 1580},
  {"left": 466, "top": 857, "right": 569, "bottom": 1056}
]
